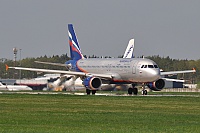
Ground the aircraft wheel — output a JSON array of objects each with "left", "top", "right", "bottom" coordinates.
[
  {"left": 144, "top": 90, "right": 147, "bottom": 95},
  {"left": 142, "top": 90, "right": 147, "bottom": 95},
  {"left": 128, "top": 88, "right": 133, "bottom": 95},
  {"left": 92, "top": 90, "right": 96, "bottom": 95},
  {"left": 86, "top": 89, "right": 91, "bottom": 95},
  {"left": 133, "top": 88, "right": 138, "bottom": 95}
]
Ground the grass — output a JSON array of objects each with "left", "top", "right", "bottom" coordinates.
[{"left": 0, "top": 93, "right": 199, "bottom": 133}]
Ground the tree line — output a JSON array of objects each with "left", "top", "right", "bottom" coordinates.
[{"left": 0, "top": 54, "right": 199, "bottom": 84}]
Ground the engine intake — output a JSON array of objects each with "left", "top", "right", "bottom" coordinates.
[
  {"left": 148, "top": 79, "right": 165, "bottom": 91},
  {"left": 83, "top": 77, "right": 102, "bottom": 90}
]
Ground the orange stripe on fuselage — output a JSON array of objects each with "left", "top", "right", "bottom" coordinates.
[
  {"left": 112, "top": 79, "right": 132, "bottom": 83},
  {"left": 76, "top": 61, "right": 88, "bottom": 73}
]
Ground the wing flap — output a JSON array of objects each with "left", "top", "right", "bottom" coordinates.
[{"left": 34, "top": 61, "right": 67, "bottom": 67}]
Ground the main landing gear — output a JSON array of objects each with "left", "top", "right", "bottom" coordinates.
[
  {"left": 128, "top": 84, "right": 138, "bottom": 95},
  {"left": 86, "top": 89, "right": 96, "bottom": 95},
  {"left": 127, "top": 84, "right": 148, "bottom": 95}
]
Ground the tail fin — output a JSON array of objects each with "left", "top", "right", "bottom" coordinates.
[
  {"left": 0, "top": 82, "right": 4, "bottom": 86},
  {"left": 123, "top": 39, "right": 134, "bottom": 58},
  {"left": 68, "top": 24, "right": 84, "bottom": 60}
]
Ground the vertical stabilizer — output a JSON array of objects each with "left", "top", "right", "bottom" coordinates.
[
  {"left": 68, "top": 24, "right": 84, "bottom": 60},
  {"left": 123, "top": 39, "right": 134, "bottom": 58}
]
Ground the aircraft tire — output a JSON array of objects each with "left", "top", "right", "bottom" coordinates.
[
  {"left": 86, "top": 89, "right": 91, "bottom": 95},
  {"left": 142, "top": 90, "right": 147, "bottom": 95},
  {"left": 128, "top": 88, "right": 133, "bottom": 95},
  {"left": 92, "top": 90, "right": 96, "bottom": 95},
  {"left": 144, "top": 90, "right": 147, "bottom": 95},
  {"left": 133, "top": 88, "right": 138, "bottom": 95}
]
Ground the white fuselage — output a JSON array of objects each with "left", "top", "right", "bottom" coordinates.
[
  {"left": 75, "top": 58, "right": 161, "bottom": 83},
  {"left": 0, "top": 83, "right": 32, "bottom": 91}
]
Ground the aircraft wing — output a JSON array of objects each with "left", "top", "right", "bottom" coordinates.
[
  {"left": 6, "top": 66, "right": 113, "bottom": 79},
  {"left": 160, "top": 69, "right": 196, "bottom": 75}
]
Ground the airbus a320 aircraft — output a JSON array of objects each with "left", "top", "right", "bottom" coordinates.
[
  {"left": 34, "top": 38, "right": 135, "bottom": 91},
  {"left": 123, "top": 39, "right": 134, "bottom": 58},
  {"left": 0, "top": 82, "right": 32, "bottom": 91},
  {"left": 6, "top": 24, "right": 195, "bottom": 95}
]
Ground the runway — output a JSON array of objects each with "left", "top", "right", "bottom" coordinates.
[{"left": 0, "top": 91, "right": 199, "bottom": 97}]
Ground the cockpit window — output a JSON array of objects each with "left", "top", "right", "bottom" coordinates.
[
  {"left": 141, "top": 64, "right": 159, "bottom": 68},
  {"left": 154, "top": 65, "right": 158, "bottom": 68},
  {"left": 148, "top": 65, "right": 154, "bottom": 68}
]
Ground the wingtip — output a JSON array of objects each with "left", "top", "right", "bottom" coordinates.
[{"left": 5, "top": 64, "right": 9, "bottom": 71}]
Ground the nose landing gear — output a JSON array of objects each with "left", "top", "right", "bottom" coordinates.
[{"left": 141, "top": 85, "right": 147, "bottom": 95}]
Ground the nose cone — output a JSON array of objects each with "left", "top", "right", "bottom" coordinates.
[{"left": 150, "top": 69, "right": 161, "bottom": 81}]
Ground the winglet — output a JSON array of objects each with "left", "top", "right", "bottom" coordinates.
[
  {"left": 5, "top": 64, "right": 9, "bottom": 71},
  {"left": 193, "top": 68, "right": 196, "bottom": 73}
]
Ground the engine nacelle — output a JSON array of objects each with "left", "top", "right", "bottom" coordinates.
[
  {"left": 83, "top": 77, "right": 102, "bottom": 90},
  {"left": 148, "top": 79, "right": 165, "bottom": 91}
]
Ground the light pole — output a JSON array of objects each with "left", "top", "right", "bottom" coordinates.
[
  {"left": 13, "top": 47, "right": 18, "bottom": 79},
  {"left": 0, "top": 58, "right": 7, "bottom": 78},
  {"left": 19, "top": 49, "right": 22, "bottom": 81}
]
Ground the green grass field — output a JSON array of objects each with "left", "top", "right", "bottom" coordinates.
[{"left": 0, "top": 93, "right": 199, "bottom": 133}]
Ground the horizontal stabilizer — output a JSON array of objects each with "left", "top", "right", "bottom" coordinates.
[{"left": 34, "top": 61, "right": 67, "bottom": 67}]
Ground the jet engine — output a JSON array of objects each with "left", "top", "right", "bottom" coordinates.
[
  {"left": 147, "top": 79, "right": 165, "bottom": 91},
  {"left": 83, "top": 77, "right": 102, "bottom": 90}
]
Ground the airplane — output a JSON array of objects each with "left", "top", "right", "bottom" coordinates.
[
  {"left": 6, "top": 24, "right": 196, "bottom": 95},
  {"left": 36, "top": 38, "right": 135, "bottom": 91},
  {"left": 0, "top": 82, "right": 32, "bottom": 91},
  {"left": 123, "top": 39, "right": 134, "bottom": 58},
  {"left": 34, "top": 74, "right": 60, "bottom": 80}
]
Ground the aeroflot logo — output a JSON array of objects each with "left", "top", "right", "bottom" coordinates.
[
  {"left": 68, "top": 31, "right": 82, "bottom": 53},
  {"left": 124, "top": 46, "right": 133, "bottom": 58}
]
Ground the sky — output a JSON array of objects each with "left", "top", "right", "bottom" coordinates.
[{"left": 0, "top": 0, "right": 200, "bottom": 60}]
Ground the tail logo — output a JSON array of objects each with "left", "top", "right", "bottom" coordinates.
[{"left": 68, "top": 24, "right": 84, "bottom": 60}]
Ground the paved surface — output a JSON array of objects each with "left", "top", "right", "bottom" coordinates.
[{"left": 0, "top": 91, "right": 199, "bottom": 97}]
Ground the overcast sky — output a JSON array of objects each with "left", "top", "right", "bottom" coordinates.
[{"left": 0, "top": 0, "right": 200, "bottom": 60}]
